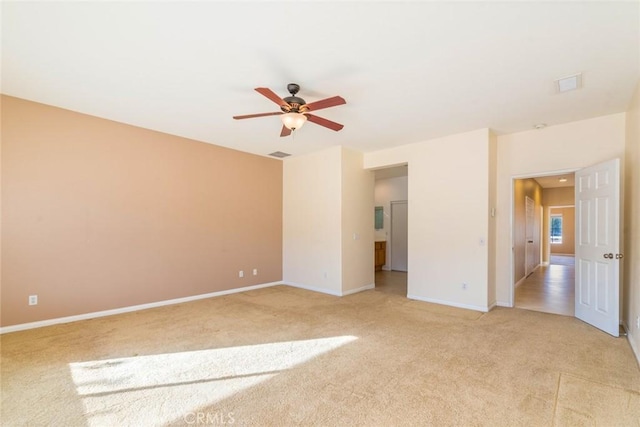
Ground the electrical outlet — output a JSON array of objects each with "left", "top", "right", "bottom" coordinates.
[
  {"left": 29, "top": 295, "right": 38, "bottom": 306},
  {"left": 253, "top": 269, "right": 258, "bottom": 276},
  {"left": 636, "top": 316, "right": 640, "bottom": 330},
  {"left": 239, "top": 270, "right": 244, "bottom": 278},
  {"left": 461, "top": 283, "right": 468, "bottom": 290}
]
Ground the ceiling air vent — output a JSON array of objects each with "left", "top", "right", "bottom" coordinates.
[
  {"left": 269, "top": 151, "right": 291, "bottom": 158},
  {"left": 555, "top": 73, "right": 582, "bottom": 93}
]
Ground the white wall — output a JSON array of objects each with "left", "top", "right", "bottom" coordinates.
[
  {"left": 283, "top": 146, "right": 374, "bottom": 296},
  {"left": 341, "top": 147, "right": 375, "bottom": 294},
  {"left": 624, "top": 80, "right": 640, "bottom": 364},
  {"left": 365, "top": 129, "right": 492, "bottom": 311},
  {"left": 283, "top": 146, "right": 343, "bottom": 295},
  {"left": 374, "top": 175, "right": 408, "bottom": 268},
  {"left": 495, "top": 113, "right": 626, "bottom": 306}
]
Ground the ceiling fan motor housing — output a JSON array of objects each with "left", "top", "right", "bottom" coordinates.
[
  {"left": 281, "top": 83, "right": 308, "bottom": 113},
  {"left": 281, "top": 96, "right": 307, "bottom": 113}
]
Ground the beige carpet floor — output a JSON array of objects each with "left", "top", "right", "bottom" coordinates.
[{"left": 2, "top": 285, "right": 639, "bottom": 426}]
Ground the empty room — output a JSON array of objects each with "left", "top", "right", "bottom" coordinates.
[{"left": 2, "top": 2, "right": 640, "bottom": 425}]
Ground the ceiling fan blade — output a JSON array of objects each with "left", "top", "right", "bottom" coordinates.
[
  {"left": 305, "top": 114, "right": 344, "bottom": 131},
  {"left": 280, "top": 125, "right": 292, "bottom": 137},
  {"left": 233, "top": 112, "right": 282, "bottom": 120},
  {"left": 305, "top": 96, "right": 346, "bottom": 112},
  {"left": 255, "top": 87, "right": 289, "bottom": 108}
]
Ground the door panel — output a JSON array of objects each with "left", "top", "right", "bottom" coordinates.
[
  {"left": 575, "top": 158, "right": 620, "bottom": 337},
  {"left": 390, "top": 201, "right": 408, "bottom": 272}
]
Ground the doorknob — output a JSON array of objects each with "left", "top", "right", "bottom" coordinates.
[
  {"left": 616, "top": 253, "right": 624, "bottom": 259},
  {"left": 603, "top": 253, "right": 613, "bottom": 259}
]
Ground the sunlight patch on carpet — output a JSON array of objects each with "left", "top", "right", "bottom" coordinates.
[{"left": 69, "top": 335, "right": 357, "bottom": 426}]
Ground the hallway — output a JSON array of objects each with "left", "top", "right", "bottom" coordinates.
[
  {"left": 374, "top": 270, "right": 407, "bottom": 297},
  {"left": 515, "top": 255, "right": 575, "bottom": 316}
]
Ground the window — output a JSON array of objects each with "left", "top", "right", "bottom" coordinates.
[{"left": 550, "top": 215, "right": 563, "bottom": 244}]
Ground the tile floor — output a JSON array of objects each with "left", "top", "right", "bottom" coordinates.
[{"left": 515, "top": 255, "right": 575, "bottom": 316}]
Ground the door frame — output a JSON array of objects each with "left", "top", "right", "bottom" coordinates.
[{"left": 509, "top": 168, "right": 579, "bottom": 307}]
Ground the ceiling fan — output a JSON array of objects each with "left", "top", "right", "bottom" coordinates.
[{"left": 233, "top": 83, "right": 346, "bottom": 137}]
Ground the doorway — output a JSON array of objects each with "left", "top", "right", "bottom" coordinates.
[
  {"left": 513, "top": 172, "right": 576, "bottom": 316},
  {"left": 512, "top": 160, "right": 622, "bottom": 337},
  {"left": 373, "top": 166, "right": 408, "bottom": 296}
]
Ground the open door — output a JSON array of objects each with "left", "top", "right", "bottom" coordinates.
[{"left": 575, "top": 158, "right": 621, "bottom": 337}]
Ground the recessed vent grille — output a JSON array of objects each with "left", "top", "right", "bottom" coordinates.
[
  {"left": 269, "top": 151, "right": 291, "bottom": 158},
  {"left": 555, "top": 73, "right": 582, "bottom": 93}
]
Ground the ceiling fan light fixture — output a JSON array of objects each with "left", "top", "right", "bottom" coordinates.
[{"left": 281, "top": 112, "right": 307, "bottom": 131}]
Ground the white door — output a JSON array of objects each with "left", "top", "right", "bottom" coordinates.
[
  {"left": 390, "top": 201, "right": 408, "bottom": 272},
  {"left": 525, "top": 196, "right": 535, "bottom": 276},
  {"left": 575, "top": 158, "right": 621, "bottom": 337}
]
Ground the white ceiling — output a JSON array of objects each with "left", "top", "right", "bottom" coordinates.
[
  {"left": 534, "top": 173, "right": 575, "bottom": 189},
  {"left": 2, "top": 1, "right": 639, "bottom": 159}
]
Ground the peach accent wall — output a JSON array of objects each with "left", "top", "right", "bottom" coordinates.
[{"left": 1, "top": 95, "right": 282, "bottom": 327}]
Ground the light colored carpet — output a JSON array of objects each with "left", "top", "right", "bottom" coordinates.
[{"left": 2, "top": 284, "right": 639, "bottom": 426}]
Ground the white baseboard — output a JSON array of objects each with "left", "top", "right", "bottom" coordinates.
[
  {"left": 621, "top": 320, "right": 640, "bottom": 368},
  {"left": 342, "top": 283, "right": 375, "bottom": 296},
  {"left": 406, "top": 294, "right": 489, "bottom": 313},
  {"left": 541, "top": 261, "right": 550, "bottom": 267},
  {"left": 496, "top": 301, "right": 512, "bottom": 308},
  {"left": 514, "top": 276, "right": 527, "bottom": 288},
  {"left": 281, "top": 281, "right": 374, "bottom": 297},
  {"left": 0, "top": 281, "right": 280, "bottom": 334},
  {"left": 281, "top": 281, "right": 342, "bottom": 297}
]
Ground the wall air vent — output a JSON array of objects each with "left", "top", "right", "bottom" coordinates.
[{"left": 269, "top": 151, "right": 291, "bottom": 158}]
